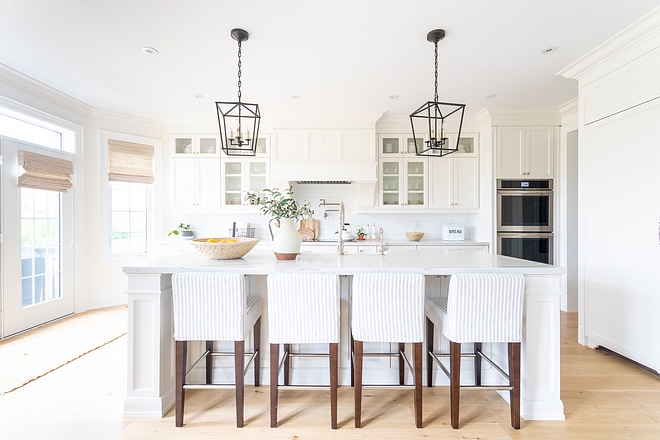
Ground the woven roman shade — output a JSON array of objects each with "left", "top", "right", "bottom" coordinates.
[
  {"left": 108, "top": 139, "right": 154, "bottom": 184},
  {"left": 18, "top": 150, "right": 73, "bottom": 192}
]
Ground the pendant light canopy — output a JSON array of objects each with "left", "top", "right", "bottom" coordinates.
[
  {"left": 216, "top": 28, "right": 261, "bottom": 156},
  {"left": 410, "top": 29, "right": 465, "bottom": 157}
]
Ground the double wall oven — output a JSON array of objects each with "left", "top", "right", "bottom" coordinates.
[{"left": 497, "top": 179, "right": 553, "bottom": 264}]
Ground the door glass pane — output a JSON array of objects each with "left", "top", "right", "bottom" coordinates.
[
  {"left": 21, "top": 188, "right": 61, "bottom": 308},
  {"left": 407, "top": 161, "right": 424, "bottom": 206},
  {"left": 382, "top": 137, "right": 399, "bottom": 154},
  {"left": 382, "top": 161, "right": 400, "bottom": 206}
]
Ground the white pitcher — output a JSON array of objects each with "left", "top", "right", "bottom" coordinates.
[{"left": 268, "top": 218, "right": 301, "bottom": 260}]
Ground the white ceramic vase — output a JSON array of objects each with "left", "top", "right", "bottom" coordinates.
[{"left": 270, "top": 218, "right": 301, "bottom": 260}]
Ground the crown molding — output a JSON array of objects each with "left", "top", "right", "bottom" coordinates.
[
  {"left": 88, "top": 108, "right": 168, "bottom": 132},
  {"left": 475, "top": 107, "right": 562, "bottom": 126},
  {"left": 559, "top": 98, "right": 578, "bottom": 126},
  {"left": 0, "top": 62, "right": 91, "bottom": 117},
  {"left": 558, "top": 6, "right": 660, "bottom": 81}
]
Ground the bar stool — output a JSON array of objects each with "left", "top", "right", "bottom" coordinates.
[
  {"left": 351, "top": 272, "right": 425, "bottom": 428},
  {"left": 425, "top": 273, "right": 525, "bottom": 429},
  {"left": 171, "top": 272, "right": 262, "bottom": 428},
  {"left": 267, "top": 273, "right": 340, "bottom": 429}
]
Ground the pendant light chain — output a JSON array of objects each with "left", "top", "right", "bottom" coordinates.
[
  {"left": 434, "top": 40, "right": 439, "bottom": 103},
  {"left": 237, "top": 39, "right": 242, "bottom": 102}
]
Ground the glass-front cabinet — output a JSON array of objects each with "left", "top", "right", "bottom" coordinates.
[
  {"left": 171, "top": 134, "right": 220, "bottom": 156},
  {"left": 379, "top": 134, "right": 425, "bottom": 156},
  {"left": 379, "top": 158, "right": 427, "bottom": 209},
  {"left": 221, "top": 158, "right": 269, "bottom": 208}
]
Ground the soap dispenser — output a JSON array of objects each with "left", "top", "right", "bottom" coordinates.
[{"left": 370, "top": 224, "right": 377, "bottom": 239}]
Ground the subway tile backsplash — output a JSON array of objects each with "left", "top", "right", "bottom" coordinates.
[{"left": 177, "top": 183, "right": 475, "bottom": 242}]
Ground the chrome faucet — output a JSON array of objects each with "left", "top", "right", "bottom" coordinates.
[
  {"left": 319, "top": 199, "right": 345, "bottom": 255},
  {"left": 379, "top": 227, "right": 388, "bottom": 255}
]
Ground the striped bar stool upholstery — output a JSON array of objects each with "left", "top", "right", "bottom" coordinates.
[
  {"left": 267, "top": 273, "right": 340, "bottom": 429},
  {"left": 172, "top": 272, "right": 262, "bottom": 428},
  {"left": 351, "top": 272, "right": 425, "bottom": 428},
  {"left": 425, "top": 273, "right": 525, "bottom": 429}
]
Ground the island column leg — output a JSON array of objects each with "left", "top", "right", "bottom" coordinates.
[{"left": 123, "top": 273, "right": 176, "bottom": 418}]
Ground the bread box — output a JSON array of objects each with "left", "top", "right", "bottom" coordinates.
[{"left": 441, "top": 225, "right": 465, "bottom": 241}]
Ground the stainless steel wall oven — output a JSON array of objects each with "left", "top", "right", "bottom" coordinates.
[{"left": 497, "top": 179, "right": 554, "bottom": 264}]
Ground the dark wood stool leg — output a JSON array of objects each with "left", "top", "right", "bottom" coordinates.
[
  {"left": 205, "top": 341, "right": 213, "bottom": 384},
  {"left": 398, "top": 343, "right": 406, "bottom": 385},
  {"left": 450, "top": 341, "right": 461, "bottom": 429},
  {"left": 509, "top": 342, "right": 521, "bottom": 429},
  {"left": 253, "top": 317, "right": 261, "bottom": 387},
  {"left": 270, "top": 343, "right": 279, "bottom": 428},
  {"left": 474, "top": 342, "right": 482, "bottom": 386},
  {"left": 413, "top": 342, "right": 423, "bottom": 428},
  {"left": 330, "top": 342, "right": 338, "bottom": 429},
  {"left": 175, "top": 341, "right": 187, "bottom": 427},
  {"left": 426, "top": 317, "right": 434, "bottom": 387},
  {"left": 354, "top": 340, "right": 364, "bottom": 428},
  {"left": 234, "top": 340, "right": 245, "bottom": 428},
  {"left": 350, "top": 334, "right": 355, "bottom": 387},
  {"left": 283, "top": 344, "right": 291, "bottom": 386}
]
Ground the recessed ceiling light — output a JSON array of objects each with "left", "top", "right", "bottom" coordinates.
[
  {"left": 541, "top": 46, "right": 558, "bottom": 55},
  {"left": 291, "top": 95, "right": 301, "bottom": 99},
  {"left": 194, "top": 94, "right": 204, "bottom": 99},
  {"left": 389, "top": 95, "right": 399, "bottom": 99},
  {"left": 142, "top": 46, "right": 159, "bottom": 55},
  {"left": 486, "top": 94, "right": 498, "bottom": 99}
]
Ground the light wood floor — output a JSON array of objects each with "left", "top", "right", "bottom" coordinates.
[{"left": 1, "top": 312, "right": 659, "bottom": 439}]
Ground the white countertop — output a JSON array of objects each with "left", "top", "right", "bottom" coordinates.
[
  {"left": 300, "top": 239, "right": 489, "bottom": 247},
  {"left": 124, "top": 248, "right": 563, "bottom": 275}
]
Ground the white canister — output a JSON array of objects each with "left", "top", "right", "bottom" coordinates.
[{"left": 442, "top": 225, "right": 465, "bottom": 241}]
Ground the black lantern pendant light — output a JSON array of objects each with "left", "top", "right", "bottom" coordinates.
[
  {"left": 216, "top": 28, "right": 261, "bottom": 156},
  {"left": 410, "top": 29, "right": 465, "bottom": 157}
]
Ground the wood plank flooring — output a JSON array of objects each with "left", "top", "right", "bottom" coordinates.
[{"left": 1, "top": 312, "right": 659, "bottom": 439}]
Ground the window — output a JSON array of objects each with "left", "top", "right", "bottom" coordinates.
[
  {"left": 0, "top": 105, "right": 75, "bottom": 152},
  {"left": 110, "top": 182, "right": 149, "bottom": 256},
  {"left": 103, "top": 133, "right": 158, "bottom": 259},
  {"left": 21, "top": 188, "right": 62, "bottom": 307}
]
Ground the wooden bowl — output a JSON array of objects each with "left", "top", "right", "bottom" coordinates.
[
  {"left": 405, "top": 231, "right": 424, "bottom": 241},
  {"left": 191, "top": 237, "right": 259, "bottom": 260}
]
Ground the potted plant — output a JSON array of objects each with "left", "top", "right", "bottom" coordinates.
[
  {"left": 245, "top": 186, "right": 313, "bottom": 260},
  {"left": 168, "top": 223, "right": 193, "bottom": 240},
  {"left": 356, "top": 226, "right": 367, "bottom": 241}
]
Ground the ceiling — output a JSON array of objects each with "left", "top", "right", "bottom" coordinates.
[{"left": 1, "top": 0, "right": 658, "bottom": 123}]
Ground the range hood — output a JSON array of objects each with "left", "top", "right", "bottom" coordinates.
[{"left": 270, "top": 160, "right": 377, "bottom": 185}]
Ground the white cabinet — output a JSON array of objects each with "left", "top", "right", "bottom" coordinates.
[
  {"left": 254, "top": 134, "right": 270, "bottom": 157},
  {"left": 221, "top": 158, "right": 270, "bottom": 208},
  {"left": 429, "top": 157, "right": 479, "bottom": 211},
  {"left": 273, "top": 130, "right": 374, "bottom": 162},
  {"left": 378, "top": 134, "right": 424, "bottom": 156},
  {"left": 171, "top": 134, "right": 220, "bottom": 156},
  {"left": 496, "top": 126, "right": 553, "bottom": 178},
  {"left": 170, "top": 157, "right": 221, "bottom": 210},
  {"left": 378, "top": 157, "right": 427, "bottom": 209}
]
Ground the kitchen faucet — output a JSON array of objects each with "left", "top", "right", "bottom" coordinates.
[
  {"left": 379, "top": 227, "right": 388, "bottom": 255},
  {"left": 319, "top": 198, "right": 345, "bottom": 255}
]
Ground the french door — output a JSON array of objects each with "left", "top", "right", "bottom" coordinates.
[{"left": 1, "top": 139, "right": 74, "bottom": 337}]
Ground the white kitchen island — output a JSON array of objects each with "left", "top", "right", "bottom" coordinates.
[{"left": 122, "top": 248, "right": 565, "bottom": 421}]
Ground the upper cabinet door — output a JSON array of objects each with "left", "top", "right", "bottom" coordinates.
[
  {"left": 171, "top": 134, "right": 220, "bottom": 157},
  {"left": 526, "top": 127, "right": 553, "bottom": 178},
  {"left": 496, "top": 127, "right": 525, "bottom": 178}
]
